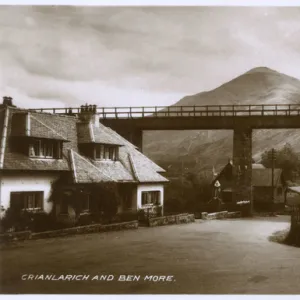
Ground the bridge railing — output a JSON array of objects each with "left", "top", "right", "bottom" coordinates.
[{"left": 28, "top": 104, "right": 300, "bottom": 119}]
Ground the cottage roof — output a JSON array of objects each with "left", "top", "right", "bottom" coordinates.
[
  {"left": 10, "top": 112, "right": 68, "bottom": 141},
  {"left": 0, "top": 105, "right": 168, "bottom": 184},
  {"left": 1, "top": 107, "right": 76, "bottom": 171},
  {"left": 69, "top": 150, "right": 115, "bottom": 183},
  {"left": 128, "top": 152, "right": 169, "bottom": 183},
  {"left": 252, "top": 163, "right": 265, "bottom": 169},
  {"left": 77, "top": 122, "right": 124, "bottom": 146},
  {"left": 213, "top": 162, "right": 283, "bottom": 187},
  {"left": 252, "top": 168, "right": 283, "bottom": 187}
]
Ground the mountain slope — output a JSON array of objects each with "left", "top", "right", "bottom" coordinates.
[{"left": 144, "top": 67, "right": 300, "bottom": 173}]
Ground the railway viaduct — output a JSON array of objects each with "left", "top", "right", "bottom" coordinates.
[{"left": 32, "top": 104, "right": 300, "bottom": 209}]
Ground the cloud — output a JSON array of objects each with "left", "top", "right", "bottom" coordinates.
[{"left": 0, "top": 6, "right": 300, "bottom": 107}]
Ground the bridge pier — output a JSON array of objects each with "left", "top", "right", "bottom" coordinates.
[{"left": 232, "top": 126, "right": 253, "bottom": 214}]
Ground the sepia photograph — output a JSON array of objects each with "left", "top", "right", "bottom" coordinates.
[{"left": 0, "top": 0, "right": 300, "bottom": 295}]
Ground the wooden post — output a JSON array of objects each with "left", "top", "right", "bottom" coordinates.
[{"left": 271, "top": 148, "right": 276, "bottom": 212}]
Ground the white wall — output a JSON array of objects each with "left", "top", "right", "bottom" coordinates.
[
  {"left": 137, "top": 183, "right": 164, "bottom": 213},
  {"left": 0, "top": 173, "right": 60, "bottom": 214}
]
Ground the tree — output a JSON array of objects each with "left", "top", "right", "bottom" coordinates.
[
  {"left": 261, "top": 143, "right": 300, "bottom": 181},
  {"left": 164, "top": 171, "right": 212, "bottom": 214}
]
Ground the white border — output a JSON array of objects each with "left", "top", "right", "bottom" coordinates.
[
  {"left": 0, "top": 0, "right": 300, "bottom": 6},
  {"left": 0, "top": 1, "right": 299, "bottom": 299}
]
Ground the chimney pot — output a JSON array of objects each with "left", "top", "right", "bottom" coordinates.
[{"left": 2, "top": 96, "right": 14, "bottom": 107}]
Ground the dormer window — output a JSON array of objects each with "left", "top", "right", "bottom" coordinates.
[
  {"left": 29, "top": 139, "right": 62, "bottom": 159},
  {"left": 94, "top": 144, "right": 119, "bottom": 161}
]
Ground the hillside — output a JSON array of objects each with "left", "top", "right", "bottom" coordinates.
[{"left": 143, "top": 67, "right": 300, "bottom": 174}]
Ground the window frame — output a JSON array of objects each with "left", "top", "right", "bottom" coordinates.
[
  {"left": 29, "top": 138, "right": 62, "bottom": 159},
  {"left": 94, "top": 144, "right": 118, "bottom": 161},
  {"left": 10, "top": 191, "right": 44, "bottom": 212},
  {"left": 141, "top": 191, "right": 161, "bottom": 206}
]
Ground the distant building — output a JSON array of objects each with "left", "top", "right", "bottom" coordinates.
[
  {"left": 212, "top": 160, "right": 286, "bottom": 211},
  {"left": 0, "top": 97, "right": 168, "bottom": 225}
]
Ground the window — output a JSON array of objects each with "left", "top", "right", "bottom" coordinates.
[
  {"left": 109, "top": 147, "right": 115, "bottom": 160},
  {"left": 95, "top": 144, "right": 119, "bottom": 161},
  {"left": 29, "top": 139, "right": 62, "bottom": 159},
  {"left": 10, "top": 191, "right": 44, "bottom": 211},
  {"left": 141, "top": 191, "right": 160, "bottom": 206}
]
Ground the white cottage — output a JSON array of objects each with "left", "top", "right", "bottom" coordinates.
[{"left": 0, "top": 97, "right": 168, "bottom": 225}]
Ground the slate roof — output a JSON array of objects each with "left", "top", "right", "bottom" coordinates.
[
  {"left": 69, "top": 150, "right": 115, "bottom": 183},
  {"left": 29, "top": 115, "right": 68, "bottom": 141},
  {"left": 1, "top": 107, "right": 76, "bottom": 171},
  {"left": 128, "top": 151, "right": 168, "bottom": 183},
  {"left": 10, "top": 112, "right": 68, "bottom": 141},
  {"left": 0, "top": 106, "right": 168, "bottom": 184},
  {"left": 77, "top": 123, "right": 124, "bottom": 146}
]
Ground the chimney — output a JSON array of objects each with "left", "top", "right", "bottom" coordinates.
[
  {"left": 78, "top": 103, "right": 99, "bottom": 127},
  {"left": 2, "top": 96, "right": 16, "bottom": 107}
]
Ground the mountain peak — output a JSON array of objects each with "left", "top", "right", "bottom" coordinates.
[{"left": 245, "top": 66, "right": 278, "bottom": 75}]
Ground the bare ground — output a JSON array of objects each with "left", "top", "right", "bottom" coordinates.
[{"left": 0, "top": 215, "right": 299, "bottom": 294}]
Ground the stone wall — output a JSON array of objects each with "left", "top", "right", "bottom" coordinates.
[
  {"left": 148, "top": 213, "right": 195, "bottom": 227},
  {"left": 201, "top": 211, "right": 242, "bottom": 220},
  {"left": 0, "top": 221, "right": 138, "bottom": 243}
]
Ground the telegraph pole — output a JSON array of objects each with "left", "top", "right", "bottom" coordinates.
[{"left": 268, "top": 148, "right": 277, "bottom": 211}]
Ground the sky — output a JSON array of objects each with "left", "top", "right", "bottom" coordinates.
[{"left": 0, "top": 5, "right": 300, "bottom": 108}]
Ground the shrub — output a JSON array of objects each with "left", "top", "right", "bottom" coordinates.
[
  {"left": 76, "top": 212, "right": 94, "bottom": 226},
  {"left": 0, "top": 207, "right": 60, "bottom": 233},
  {"left": 30, "top": 212, "right": 58, "bottom": 232},
  {"left": 117, "top": 211, "right": 138, "bottom": 222}
]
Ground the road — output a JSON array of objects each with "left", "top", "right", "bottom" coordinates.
[{"left": 0, "top": 216, "right": 299, "bottom": 294}]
